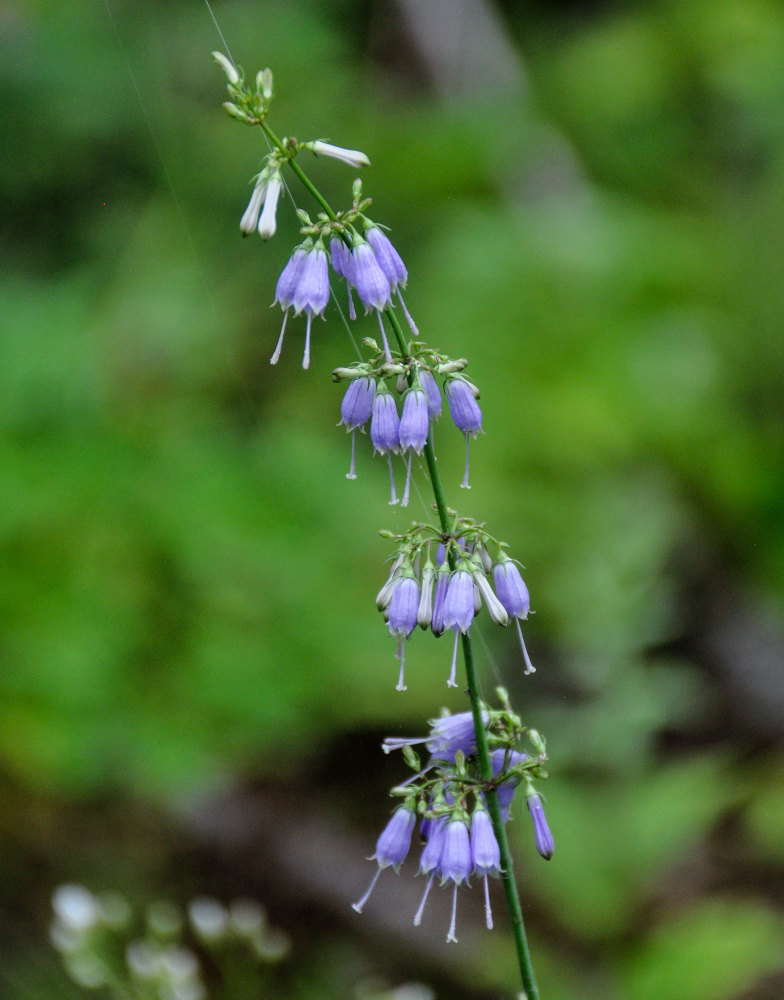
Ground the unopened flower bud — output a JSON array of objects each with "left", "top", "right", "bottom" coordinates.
[
  {"left": 212, "top": 51, "right": 239, "bottom": 85},
  {"left": 308, "top": 140, "right": 370, "bottom": 168},
  {"left": 222, "top": 101, "right": 249, "bottom": 121}
]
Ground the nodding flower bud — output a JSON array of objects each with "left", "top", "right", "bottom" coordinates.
[
  {"left": 308, "top": 140, "right": 370, "bottom": 168},
  {"left": 430, "top": 562, "right": 451, "bottom": 636},
  {"left": 212, "top": 51, "right": 239, "bottom": 86},
  {"left": 526, "top": 792, "right": 555, "bottom": 860}
]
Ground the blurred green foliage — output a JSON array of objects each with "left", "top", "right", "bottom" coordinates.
[{"left": 1, "top": 1, "right": 783, "bottom": 998}]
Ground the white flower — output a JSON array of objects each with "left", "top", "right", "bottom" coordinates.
[
  {"left": 257, "top": 175, "right": 282, "bottom": 239},
  {"left": 308, "top": 140, "right": 370, "bottom": 168},
  {"left": 211, "top": 51, "right": 239, "bottom": 86},
  {"left": 239, "top": 178, "right": 267, "bottom": 235}
]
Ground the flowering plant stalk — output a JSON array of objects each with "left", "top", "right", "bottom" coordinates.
[{"left": 213, "top": 52, "right": 553, "bottom": 999}]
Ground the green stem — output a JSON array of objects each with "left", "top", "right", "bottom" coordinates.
[{"left": 276, "top": 148, "right": 540, "bottom": 999}]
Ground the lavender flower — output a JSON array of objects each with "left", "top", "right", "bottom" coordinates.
[
  {"left": 429, "top": 562, "right": 450, "bottom": 636},
  {"left": 419, "top": 369, "right": 442, "bottom": 419},
  {"left": 387, "top": 575, "right": 419, "bottom": 639},
  {"left": 381, "top": 709, "right": 489, "bottom": 763},
  {"left": 339, "top": 376, "right": 376, "bottom": 480},
  {"left": 425, "top": 816, "right": 472, "bottom": 943},
  {"left": 330, "top": 235, "right": 357, "bottom": 320},
  {"left": 398, "top": 386, "right": 429, "bottom": 455},
  {"left": 445, "top": 378, "right": 483, "bottom": 489},
  {"left": 352, "top": 240, "right": 391, "bottom": 313},
  {"left": 426, "top": 710, "right": 488, "bottom": 762},
  {"left": 349, "top": 238, "right": 394, "bottom": 362},
  {"left": 442, "top": 567, "right": 475, "bottom": 634},
  {"left": 471, "top": 806, "right": 501, "bottom": 929},
  {"left": 365, "top": 225, "right": 418, "bottom": 335},
  {"left": 353, "top": 806, "right": 416, "bottom": 913},
  {"left": 490, "top": 748, "right": 528, "bottom": 819},
  {"left": 370, "top": 388, "right": 400, "bottom": 455},
  {"left": 340, "top": 376, "right": 375, "bottom": 432},
  {"left": 445, "top": 378, "right": 482, "bottom": 436},
  {"left": 493, "top": 555, "right": 535, "bottom": 675},
  {"left": 366, "top": 226, "right": 407, "bottom": 289},
  {"left": 526, "top": 793, "right": 554, "bottom": 860},
  {"left": 271, "top": 244, "right": 329, "bottom": 369},
  {"left": 493, "top": 556, "right": 530, "bottom": 620}
]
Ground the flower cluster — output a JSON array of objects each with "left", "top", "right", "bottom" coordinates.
[
  {"left": 335, "top": 356, "right": 483, "bottom": 502},
  {"left": 353, "top": 704, "right": 552, "bottom": 943},
  {"left": 376, "top": 517, "right": 534, "bottom": 690}
]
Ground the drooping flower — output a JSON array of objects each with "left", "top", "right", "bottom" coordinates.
[
  {"left": 239, "top": 174, "right": 268, "bottom": 235},
  {"left": 365, "top": 225, "right": 407, "bottom": 290},
  {"left": 493, "top": 555, "right": 530, "bottom": 619},
  {"left": 365, "top": 225, "right": 418, "bottom": 336},
  {"left": 353, "top": 806, "right": 416, "bottom": 913},
  {"left": 349, "top": 237, "right": 394, "bottom": 362},
  {"left": 493, "top": 554, "right": 535, "bottom": 675},
  {"left": 351, "top": 240, "right": 391, "bottom": 313},
  {"left": 370, "top": 386, "right": 400, "bottom": 455},
  {"left": 370, "top": 385, "right": 401, "bottom": 506},
  {"left": 526, "top": 792, "right": 555, "bottom": 860},
  {"left": 398, "top": 383, "right": 430, "bottom": 507},
  {"left": 426, "top": 710, "right": 488, "bottom": 762},
  {"left": 398, "top": 386, "right": 429, "bottom": 455},
  {"left": 416, "top": 555, "right": 435, "bottom": 629},
  {"left": 445, "top": 377, "right": 483, "bottom": 489},
  {"left": 257, "top": 173, "right": 282, "bottom": 239},
  {"left": 271, "top": 244, "right": 329, "bottom": 369},
  {"left": 471, "top": 565, "right": 509, "bottom": 626},
  {"left": 470, "top": 806, "right": 501, "bottom": 929},
  {"left": 339, "top": 376, "right": 376, "bottom": 480},
  {"left": 413, "top": 814, "right": 472, "bottom": 943},
  {"left": 489, "top": 748, "right": 528, "bottom": 819},
  {"left": 330, "top": 235, "right": 357, "bottom": 321},
  {"left": 442, "top": 566, "right": 475, "bottom": 634},
  {"left": 387, "top": 572, "right": 420, "bottom": 691},
  {"left": 429, "top": 562, "right": 451, "bottom": 637},
  {"left": 419, "top": 369, "right": 442, "bottom": 420}
]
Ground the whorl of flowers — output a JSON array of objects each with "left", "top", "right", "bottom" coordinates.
[{"left": 353, "top": 700, "right": 552, "bottom": 943}]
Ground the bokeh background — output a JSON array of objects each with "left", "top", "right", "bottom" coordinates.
[{"left": 2, "top": 0, "right": 784, "bottom": 997}]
